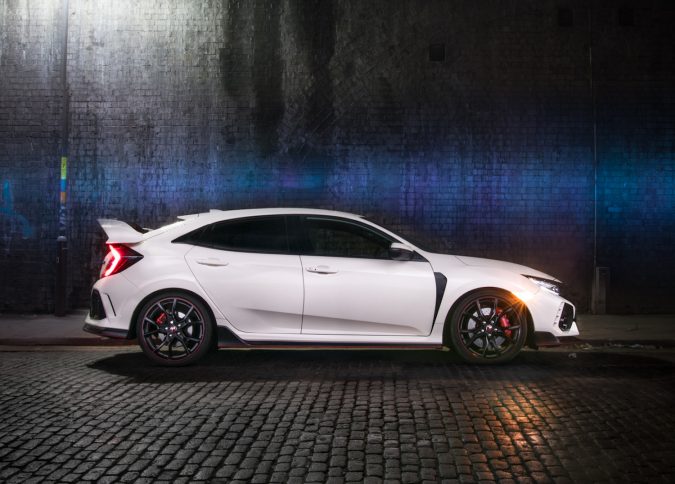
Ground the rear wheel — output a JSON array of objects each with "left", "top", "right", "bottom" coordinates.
[
  {"left": 137, "top": 292, "right": 213, "bottom": 366},
  {"left": 447, "top": 289, "right": 528, "bottom": 364}
]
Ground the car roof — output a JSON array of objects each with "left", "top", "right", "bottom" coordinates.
[
  {"left": 177, "top": 207, "right": 365, "bottom": 223},
  {"left": 145, "top": 208, "right": 368, "bottom": 241}
]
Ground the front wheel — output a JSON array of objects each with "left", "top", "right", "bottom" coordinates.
[
  {"left": 137, "top": 292, "right": 214, "bottom": 366},
  {"left": 447, "top": 290, "right": 528, "bottom": 364}
]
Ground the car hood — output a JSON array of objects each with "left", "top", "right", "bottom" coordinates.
[{"left": 454, "top": 255, "right": 559, "bottom": 281}]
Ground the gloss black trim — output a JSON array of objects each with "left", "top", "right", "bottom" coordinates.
[
  {"left": 532, "top": 331, "right": 560, "bottom": 347},
  {"left": 83, "top": 323, "right": 130, "bottom": 339},
  {"left": 89, "top": 290, "right": 106, "bottom": 320},
  {"left": 433, "top": 272, "right": 447, "bottom": 321},
  {"left": 217, "top": 325, "right": 247, "bottom": 347}
]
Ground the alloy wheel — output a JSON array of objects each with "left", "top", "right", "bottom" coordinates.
[
  {"left": 448, "top": 291, "right": 528, "bottom": 363},
  {"left": 140, "top": 296, "right": 206, "bottom": 361}
]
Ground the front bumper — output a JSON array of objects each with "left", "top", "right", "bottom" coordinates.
[
  {"left": 527, "top": 288, "right": 579, "bottom": 336},
  {"left": 533, "top": 331, "right": 582, "bottom": 347}
]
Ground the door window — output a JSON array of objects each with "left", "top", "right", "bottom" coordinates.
[
  {"left": 200, "top": 216, "right": 289, "bottom": 253},
  {"left": 303, "top": 217, "right": 394, "bottom": 259}
]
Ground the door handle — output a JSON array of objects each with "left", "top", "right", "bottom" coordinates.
[
  {"left": 305, "top": 265, "right": 338, "bottom": 274},
  {"left": 196, "top": 258, "right": 229, "bottom": 267}
]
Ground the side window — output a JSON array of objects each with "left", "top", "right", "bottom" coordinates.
[
  {"left": 200, "top": 216, "right": 289, "bottom": 254},
  {"left": 304, "top": 217, "right": 393, "bottom": 259}
]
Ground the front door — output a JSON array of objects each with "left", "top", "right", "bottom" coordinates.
[{"left": 299, "top": 216, "right": 436, "bottom": 336}]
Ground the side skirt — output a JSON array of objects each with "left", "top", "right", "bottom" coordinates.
[{"left": 216, "top": 326, "right": 443, "bottom": 350}]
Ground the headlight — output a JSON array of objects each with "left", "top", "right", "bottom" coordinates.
[{"left": 524, "top": 275, "right": 561, "bottom": 295}]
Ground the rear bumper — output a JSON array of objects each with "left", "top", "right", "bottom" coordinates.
[
  {"left": 85, "top": 286, "right": 132, "bottom": 338},
  {"left": 83, "top": 322, "right": 131, "bottom": 339}
]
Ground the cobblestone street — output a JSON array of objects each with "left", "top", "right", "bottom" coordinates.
[{"left": 1, "top": 348, "right": 674, "bottom": 483}]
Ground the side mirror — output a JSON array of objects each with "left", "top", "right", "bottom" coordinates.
[{"left": 389, "top": 242, "right": 414, "bottom": 261}]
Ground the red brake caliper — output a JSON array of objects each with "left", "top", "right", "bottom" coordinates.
[
  {"left": 496, "top": 308, "right": 512, "bottom": 338},
  {"left": 156, "top": 313, "right": 167, "bottom": 325}
]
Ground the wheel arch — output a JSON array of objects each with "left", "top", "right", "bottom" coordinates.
[
  {"left": 441, "top": 286, "right": 534, "bottom": 347},
  {"left": 128, "top": 288, "right": 218, "bottom": 344}
]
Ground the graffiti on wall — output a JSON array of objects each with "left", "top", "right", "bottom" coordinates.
[{"left": 1, "top": 179, "right": 34, "bottom": 253}]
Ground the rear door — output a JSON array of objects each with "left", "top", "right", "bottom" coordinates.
[
  {"left": 298, "top": 216, "right": 437, "bottom": 336},
  {"left": 184, "top": 215, "right": 303, "bottom": 334}
]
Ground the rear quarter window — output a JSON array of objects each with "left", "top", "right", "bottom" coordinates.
[{"left": 174, "top": 216, "right": 289, "bottom": 254}]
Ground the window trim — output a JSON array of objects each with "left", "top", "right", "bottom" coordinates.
[{"left": 172, "top": 213, "right": 428, "bottom": 262}]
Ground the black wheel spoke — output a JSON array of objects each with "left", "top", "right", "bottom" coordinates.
[
  {"left": 468, "top": 314, "right": 482, "bottom": 325},
  {"left": 474, "top": 301, "right": 484, "bottom": 321},
  {"left": 179, "top": 337, "right": 193, "bottom": 354},
  {"left": 153, "top": 337, "right": 169, "bottom": 354},
  {"left": 467, "top": 332, "right": 483, "bottom": 346},
  {"left": 155, "top": 303, "right": 171, "bottom": 322},
  {"left": 490, "top": 336, "right": 503, "bottom": 355},
  {"left": 486, "top": 336, "right": 495, "bottom": 355},
  {"left": 179, "top": 319, "right": 197, "bottom": 329},
  {"left": 490, "top": 298, "right": 498, "bottom": 321},
  {"left": 179, "top": 306, "right": 194, "bottom": 323}
]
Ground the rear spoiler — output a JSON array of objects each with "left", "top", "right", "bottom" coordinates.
[{"left": 98, "top": 219, "right": 146, "bottom": 244}]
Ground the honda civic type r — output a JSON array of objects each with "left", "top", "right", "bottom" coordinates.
[{"left": 84, "top": 208, "right": 579, "bottom": 365}]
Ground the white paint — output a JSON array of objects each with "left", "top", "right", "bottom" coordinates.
[{"left": 86, "top": 208, "right": 579, "bottom": 353}]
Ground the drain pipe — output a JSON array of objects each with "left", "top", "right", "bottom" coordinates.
[
  {"left": 588, "top": 5, "right": 607, "bottom": 314},
  {"left": 55, "top": 0, "right": 70, "bottom": 316}
]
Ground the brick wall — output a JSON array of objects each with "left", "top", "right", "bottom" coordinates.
[
  {"left": 0, "top": 0, "right": 64, "bottom": 311},
  {"left": 1, "top": 0, "right": 673, "bottom": 313},
  {"left": 593, "top": 2, "right": 675, "bottom": 312}
]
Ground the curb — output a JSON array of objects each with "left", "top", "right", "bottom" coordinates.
[
  {"left": 0, "top": 338, "right": 136, "bottom": 346},
  {"left": 579, "top": 339, "right": 675, "bottom": 349}
]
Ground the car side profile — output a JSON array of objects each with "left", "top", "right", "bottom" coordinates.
[{"left": 84, "top": 208, "right": 579, "bottom": 366}]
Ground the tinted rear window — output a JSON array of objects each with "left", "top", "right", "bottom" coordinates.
[{"left": 197, "top": 216, "right": 289, "bottom": 253}]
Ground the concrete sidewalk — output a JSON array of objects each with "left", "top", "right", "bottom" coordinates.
[
  {"left": 0, "top": 310, "right": 673, "bottom": 347},
  {"left": 0, "top": 310, "right": 133, "bottom": 346}
]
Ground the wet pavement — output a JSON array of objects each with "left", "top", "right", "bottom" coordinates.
[{"left": 1, "top": 347, "right": 674, "bottom": 483}]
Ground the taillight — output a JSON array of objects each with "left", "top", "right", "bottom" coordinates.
[{"left": 100, "top": 244, "right": 143, "bottom": 278}]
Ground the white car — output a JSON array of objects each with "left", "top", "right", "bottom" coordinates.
[{"left": 84, "top": 208, "right": 579, "bottom": 366}]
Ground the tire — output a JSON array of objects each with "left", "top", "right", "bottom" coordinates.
[
  {"left": 136, "top": 292, "right": 214, "bottom": 366},
  {"left": 447, "top": 289, "right": 528, "bottom": 364}
]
